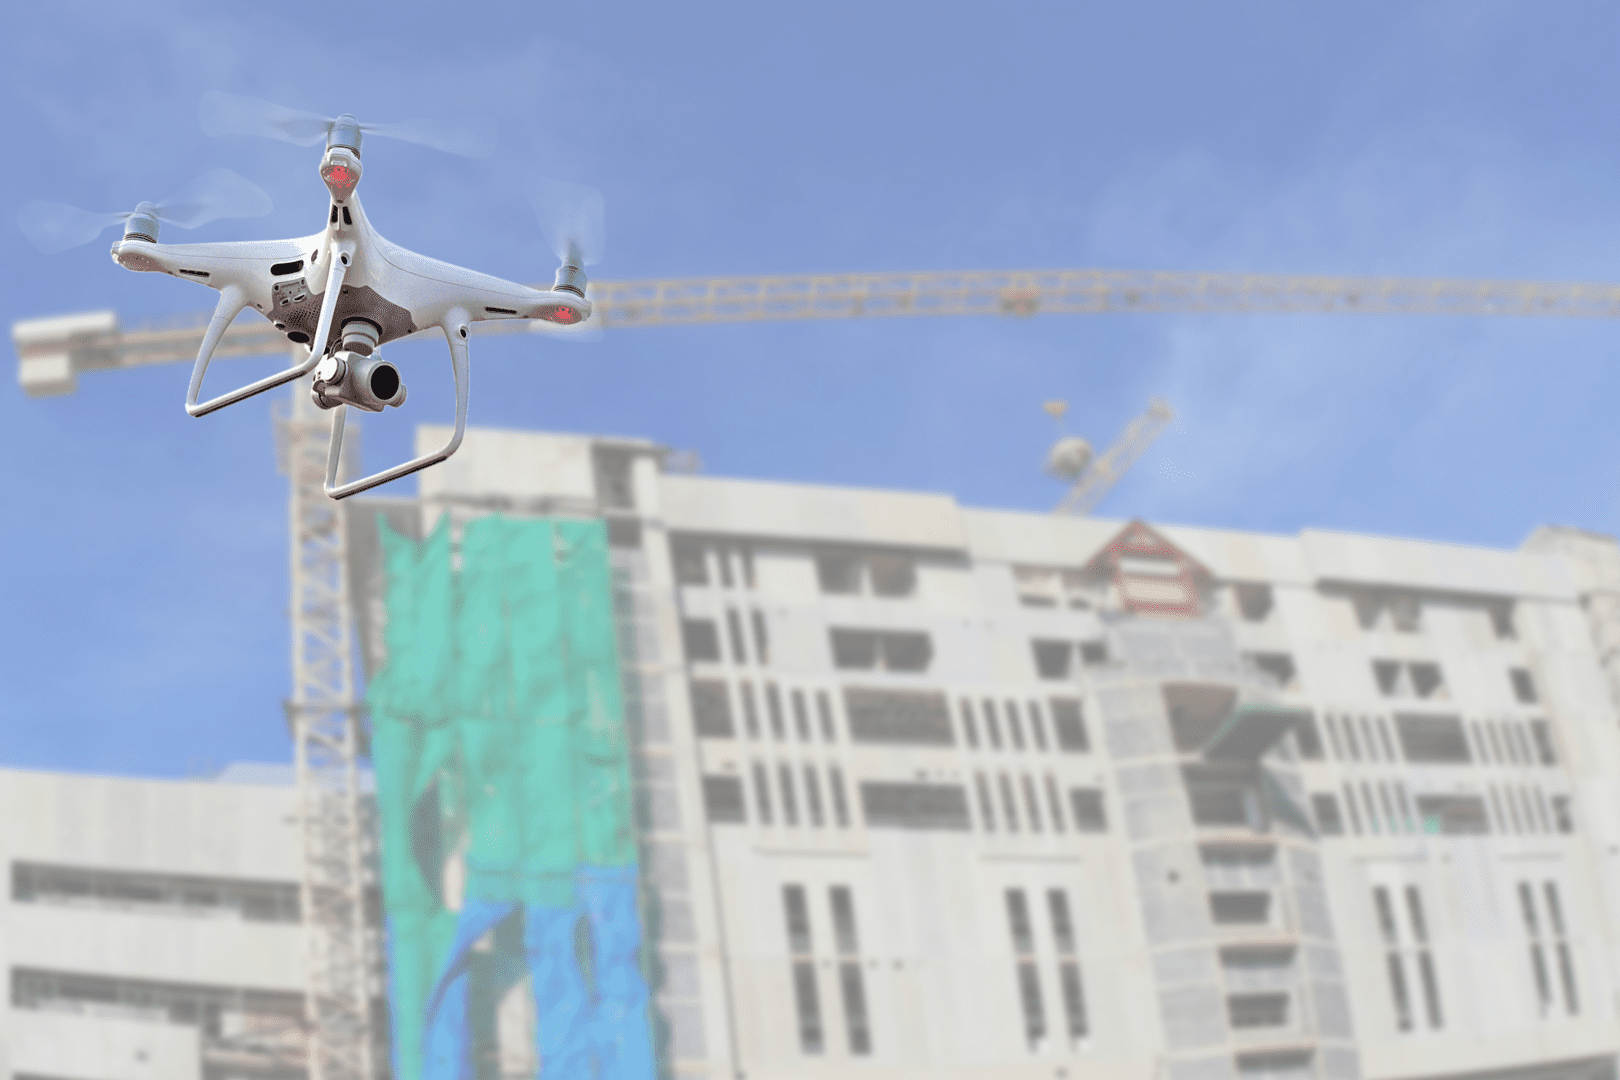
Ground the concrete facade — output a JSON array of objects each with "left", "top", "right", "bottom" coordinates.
[{"left": 11, "top": 423, "right": 1620, "bottom": 1080}]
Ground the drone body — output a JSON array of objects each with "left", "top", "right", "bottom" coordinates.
[{"left": 91, "top": 105, "right": 595, "bottom": 499}]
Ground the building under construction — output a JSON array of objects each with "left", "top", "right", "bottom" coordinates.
[{"left": 6, "top": 422, "right": 1620, "bottom": 1080}]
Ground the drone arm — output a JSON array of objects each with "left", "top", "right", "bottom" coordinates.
[
  {"left": 322, "top": 307, "right": 470, "bottom": 500},
  {"left": 184, "top": 242, "right": 353, "bottom": 417}
]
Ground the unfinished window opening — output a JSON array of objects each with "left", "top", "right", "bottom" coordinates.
[
  {"left": 960, "top": 700, "right": 980, "bottom": 748},
  {"left": 816, "top": 691, "right": 836, "bottom": 741},
  {"left": 975, "top": 772, "right": 997, "bottom": 831},
  {"left": 1050, "top": 698, "right": 1090, "bottom": 752},
  {"left": 1005, "top": 889, "right": 1047, "bottom": 1050},
  {"left": 1228, "top": 992, "right": 1289, "bottom": 1029},
  {"left": 1376, "top": 718, "right": 1398, "bottom": 762},
  {"left": 725, "top": 609, "right": 748, "bottom": 664},
  {"left": 1183, "top": 763, "right": 1256, "bottom": 829},
  {"left": 751, "top": 611, "right": 771, "bottom": 665},
  {"left": 689, "top": 679, "right": 734, "bottom": 738},
  {"left": 701, "top": 776, "right": 745, "bottom": 823},
  {"left": 1342, "top": 782, "right": 1363, "bottom": 834},
  {"left": 1007, "top": 702, "right": 1026, "bottom": 750},
  {"left": 830, "top": 886, "right": 870, "bottom": 1054},
  {"left": 815, "top": 551, "right": 862, "bottom": 594},
  {"left": 1405, "top": 886, "right": 1443, "bottom": 1029},
  {"left": 983, "top": 699, "right": 1004, "bottom": 749},
  {"left": 1028, "top": 702, "right": 1049, "bottom": 750},
  {"left": 1047, "top": 890, "right": 1088, "bottom": 1041},
  {"left": 1163, "top": 683, "right": 1238, "bottom": 753},
  {"left": 828, "top": 766, "right": 850, "bottom": 827},
  {"left": 751, "top": 761, "right": 774, "bottom": 823},
  {"left": 1246, "top": 652, "right": 1298, "bottom": 692},
  {"left": 1016, "top": 567, "right": 1060, "bottom": 608},
  {"left": 1343, "top": 718, "right": 1363, "bottom": 761},
  {"left": 868, "top": 553, "right": 917, "bottom": 597},
  {"left": 1080, "top": 640, "right": 1110, "bottom": 665},
  {"left": 1416, "top": 794, "right": 1488, "bottom": 835},
  {"left": 1209, "top": 890, "right": 1271, "bottom": 925},
  {"left": 1323, "top": 715, "right": 1344, "bottom": 760},
  {"left": 1312, "top": 793, "right": 1344, "bottom": 835},
  {"left": 1552, "top": 796, "right": 1574, "bottom": 833},
  {"left": 843, "top": 688, "right": 952, "bottom": 746},
  {"left": 1389, "top": 594, "right": 1422, "bottom": 633},
  {"left": 671, "top": 537, "right": 708, "bottom": 585},
  {"left": 1373, "top": 661, "right": 1402, "bottom": 697},
  {"left": 781, "top": 885, "right": 824, "bottom": 1054},
  {"left": 1021, "top": 774, "right": 1044, "bottom": 832},
  {"left": 1000, "top": 774, "right": 1021, "bottom": 832},
  {"left": 1070, "top": 788, "right": 1107, "bottom": 833},
  {"left": 1410, "top": 663, "right": 1446, "bottom": 700},
  {"left": 1044, "top": 775, "right": 1066, "bottom": 832},
  {"left": 859, "top": 781, "right": 971, "bottom": 831},
  {"left": 1543, "top": 882, "right": 1579, "bottom": 1015},
  {"left": 10, "top": 863, "right": 300, "bottom": 924},
  {"left": 1511, "top": 668, "right": 1539, "bottom": 705},
  {"left": 1519, "top": 882, "right": 1554, "bottom": 1018},
  {"left": 1234, "top": 582, "right": 1274, "bottom": 622},
  {"left": 1294, "top": 714, "right": 1324, "bottom": 759},
  {"left": 1530, "top": 721, "right": 1557, "bottom": 766},
  {"left": 798, "top": 767, "right": 824, "bottom": 827},
  {"left": 1374, "top": 886, "right": 1413, "bottom": 1032},
  {"left": 791, "top": 690, "right": 810, "bottom": 740},
  {"left": 1032, "top": 640, "right": 1074, "bottom": 680},
  {"left": 681, "top": 619, "right": 720, "bottom": 663},
  {"left": 778, "top": 764, "right": 799, "bottom": 826},
  {"left": 830, "top": 629, "right": 933, "bottom": 672},
  {"left": 766, "top": 683, "right": 785, "bottom": 738},
  {"left": 591, "top": 445, "right": 636, "bottom": 510},
  {"left": 740, "top": 682, "right": 760, "bottom": 737},
  {"left": 1395, "top": 714, "right": 1471, "bottom": 764},
  {"left": 1491, "top": 603, "right": 1517, "bottom": 640}
]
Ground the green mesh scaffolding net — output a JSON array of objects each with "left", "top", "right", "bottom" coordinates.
[{"left": 367, "top": 514, "right": 654, "bottom": 1080}]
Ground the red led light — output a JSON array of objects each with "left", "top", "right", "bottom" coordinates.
[
  {"left": 555, "top": 307, "right": 578, "bottom": 323},
  {"left": 326, "top": 166, "right": 356, "bottom": 185}
]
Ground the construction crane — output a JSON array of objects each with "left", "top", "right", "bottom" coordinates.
[
  {"left": 1044, "top": 398, "right": 1176, "bottom": 516},
  {"left": 14, "top": 263, "right": 1619, "bottom": 1080}
]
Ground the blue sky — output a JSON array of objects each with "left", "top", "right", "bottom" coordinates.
[{"left": 3, "top": 1, "right": 1620, "bottom": 777}]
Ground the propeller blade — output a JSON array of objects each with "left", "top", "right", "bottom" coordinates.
[
  {"left": 363, "top": 116, "right": 497, "bottom": 159},
  {"left": 17, "top": 202, "right": 127, "bottom": 254},
  {"left": 528, "top": 177, "right": 605, "bottom": 266},
  {"left": 200, "top": 90, "right": 332, "bottom": 146},
  {"left": 153, "top": 168, "right": 273, "bottom": 230}
]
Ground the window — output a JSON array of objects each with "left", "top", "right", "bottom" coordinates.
[
  {"left": 740, "top": 682, "right": 760, "bottom": 737},
  {"left": 1394, "top": 714, "right": 1471, "bottom": 764},
  {"left": 1246, "top": 652, "right": 1298, "bottom": 691},
  {"left": 1389, "top": 594, "right": 1422, "bottom": 632},
  {"left": 1293, "top": 714, "right": 1324, "bottom": 759},
  {"left": 681, "top": 619, "right": 720, "bottom": 662},
  {"left": 975, "top": 773, "right": 997, "bottom": 831},
  {"left": 11, "top": 863, "right": 300, "bottom": 924},
  {"left": 803, "top": 766, "right": 825, "bottom": 827},
  {"left": 1410, "top": 663, "right": 1445, "bottom": 699},
  {"left": 859, "top": 782, "right": 971, "bottom": 830},
  {"left": 1234, "top": 583, "right": 1274, "bottom": 622},
  {"left": 830, "top": 887, "right": 871, "bottom": 1054},
  {"left": 791, "top": 690, "right": 810, "bottom": 740},
  {"left": 751, "top": 762, "right": 773, "bottom": 824},
  {"left": 843, "top": 688, "right": 953, "bottom": 745},
  {"left": 1312, "top": 794, "right": 1343, "bottom": 835},
  {"left": 816, "top": 552, "right": 862, "bottom": 594},
  {"left": 1530, "top": 721, "right": 1558, "bottom": 765},
  {"left": 1021, "top": 774, "right": 1043, "bottom": 832},
  {"left": 1543, "top": 882, "right": 1579, "bottom": 1015},
  {"left": 1032, "top": 640, "right": 1073, "bottom": 680},
  {"left": 1045, "top": 775, "right": 1066, "bottom": 832},
  {"left": 817, "top": 551, "right": 917, "bottom": 598},
  {"left": 1006, "top": 889, "right": 1046, "bottom": 1050},
  {"left": 689, "top": 680, "right": 733, "bottom": 737},
  {"left": 1047, "top": 890, "right": 1088, "bottom": 1041},
  {"left": 815, "top": 691, "right": 837, "bottom": 741},
  {"left": 702, "top": 776, "right": 746, "bottom": 823},
  {"left": 782, "top": 886, "right": 823, "bottom": 1054},
  {"left": 1079, "top": 640, "right": 1110, "bottom": 665},
  {"left": 1210, "top": 891, "right": 1271, "bottom": 925},
  {"left": 1405, "top": 886, "right": 1443, "bottom": 1029},
  {"left": 1183, "top": 764, "right": 1253, "bottom": 828},
  {"left": 725, "top": 609, "right": 748, "bottom": 663},
  {"left": 671, "top": 538, "right": 708, "bottom": 585},
  {"left": 1374, "top": 887, "right": 1413, "bottom": 1032},
  {"left": 1519, "top": 882, "right": 1554, "bottom": 1017},
  {"left": 1070, "top": 788, "right": 1107, "bottom": 832},
  {"left": 1375, "top": 661, "right": 1446, "bottom": 699},
  {"left": 1228, "top": 993, "right": 1289, "bottom": 1028},
  {"left": 1490, "top": 603, "right": 1517, "bottom": 640},
  {"left": 766, "top": 683, "right": 785, "bottom": 738},
  {"left": 1000, "top": 774, "right": 1021, "bottom": 831},
  {"left": 1015, "top": 566, "right": 1092, "bottom": 610},
  {"left": 11, "top": 967, "right": 304, "bottom": 1042},
  {"left": 1050, "top": 698, "right": 1090, "bottom": 752},
  {"left": 1416, "top": 795, "right": 1489, "bottom": 835},
  {"left": 1164, "top": 683, "right": 1238, "bottom": 752},
  {"left": 752, "top": 611, "right": 771, "bottom": 665},
  {"left": 1007, "top": 702, "right": 1026, "bottom": 750},
  {"left": 778, "top": 764, "right": 799, "bottom": 826},
  {"left": 960, "top": 700, "right": 980, "bottom": 748},
  {"left": 828, "top": 766, "right": 851, "bottom": 827},
  {"left": 830, "top": 629, "right": 933, "bottom": 672},
  {"left": 1552, "top": 796, "right": 1574, "bottom": 833}
]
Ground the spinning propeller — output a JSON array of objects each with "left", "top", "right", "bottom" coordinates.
[
  {"left": 199, "top": 91, "right": 498, "bottom": 158},
  {"left": 528, "top": 176, "right": 606, "bottom": 340},
  {"left": 17, "top": 168, "right": 273, "bottom": 255}
]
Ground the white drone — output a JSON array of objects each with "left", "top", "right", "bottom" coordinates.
[{"left": 18, "top": 92, "right": 602, "bottom": 499}]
